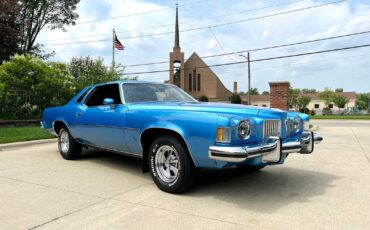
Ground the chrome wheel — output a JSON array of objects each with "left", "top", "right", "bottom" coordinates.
[
  {"left": 154, "top": 145, "right": 180, "bottom": 183},
  {"left": 60, "top": 130, "right": 70, "bottom": 153}
]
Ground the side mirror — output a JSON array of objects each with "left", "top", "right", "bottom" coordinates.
[{"left": 103, "top": 98, "right": 114, "bottom": 105}]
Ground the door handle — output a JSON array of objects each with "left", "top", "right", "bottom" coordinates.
[{"left": 76, "top": 112, "right": 82, "bottom": 117}]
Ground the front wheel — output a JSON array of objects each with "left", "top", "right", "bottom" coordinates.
[
  {"left": 149, "top": 135, "right": 196, "bottom": 194},
  {"left": 58, "top": 128, "right": 82, "bottom": 160}
]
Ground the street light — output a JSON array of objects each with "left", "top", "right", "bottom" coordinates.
[{"left": 239, "top": 53, "right": 251, "bottom": 105}]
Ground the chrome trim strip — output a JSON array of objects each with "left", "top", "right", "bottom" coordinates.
[
  {"left": 71, "top": 123, "right": 126, "bottom": 129},
  {"left": 209, "top": 137, "right": 280, "bottom": 163},
  {"left": 209, "top": 131, "right": 323, "bottom": 163},
  {"left": 314, "top": 133, "right": 323, "bottom": 144}
]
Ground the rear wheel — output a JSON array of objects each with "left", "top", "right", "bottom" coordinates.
[
  {"left": 58, "top": 128, "right": 82, "bottom": 160},
  {"left": 149, "top": 135, "right": 196, "bottom": 194},
  {"left": 237, "top": 165, "right": 265, "bottom": 172}
]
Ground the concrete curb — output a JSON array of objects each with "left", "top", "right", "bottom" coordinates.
[{"left": 0, "top": 138, "right": 57, "bottom": 151}]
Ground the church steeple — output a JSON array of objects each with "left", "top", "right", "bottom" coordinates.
[
  {"left": 174, "top": 4, "right": 180, "bottom": 49},
  {"left": 169, "top": 3, "right": 184, "bottom": 89}
]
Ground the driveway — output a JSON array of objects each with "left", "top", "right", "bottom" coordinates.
[{"left": 0, "top": 120, "right": 369, "bottom": 229}]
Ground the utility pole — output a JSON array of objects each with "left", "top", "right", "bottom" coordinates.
[{"left": 239, "top": 53, "right": 251, "bottom": 105}]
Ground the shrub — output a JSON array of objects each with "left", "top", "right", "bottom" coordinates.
[
  {"left": 230, "top": 94, "right": 242, "bottom": 104},
  {"left": 322, "top": 107, "right": 332, "bottom": 116},
  {"left": 198, "top": 95, "right": 208, "bottom": 102},
  {"left": 299, "top": 108, "right": 310, "bottom": 114}
]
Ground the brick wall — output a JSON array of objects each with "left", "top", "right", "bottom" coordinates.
[{"left": 269, "top": 81, "right": 290, "bottom": 110}]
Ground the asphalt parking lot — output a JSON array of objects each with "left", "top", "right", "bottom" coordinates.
[{"left": 0, "top": 120, "right": 370, "bottom": 229}]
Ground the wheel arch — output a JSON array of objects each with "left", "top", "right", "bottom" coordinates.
[
  {"left": 53, "top": 120, "right": 69, "bottom": 135},
  {"left": 140, "top": 127, "right": 196, "bottom": 173}
]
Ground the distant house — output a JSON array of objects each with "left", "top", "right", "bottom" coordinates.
[
  {"left": 301, "top": 92, "right": 356, "bottom": 112},
  {"left": 241, "top": 92, "right": 356, "bottom": 113}
]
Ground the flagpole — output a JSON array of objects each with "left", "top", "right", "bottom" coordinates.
[{"left": 112, "top": 29, "right": 115, "bottom": 70}]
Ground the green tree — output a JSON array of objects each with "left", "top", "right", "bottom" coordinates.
[
  {"left": 319, "top": 88, "right": 334, "bottom": 108},
  {"left": 333, "top": 95, "right": 349, "bottom": 108},
  {"left": 68, "top": 56, "right": 122, "bottom": 92},
  {"left": 247, "top": 88, "right": 259, "bottom": 95},
  {"left": 335, "top": 88, "right": 344, "bottom": 93},
  {"left": 18, "top": 0, "right": 80, "bottom": 54},
  {"left": 0, "top": 0, "right": 22, "bottom": 63},
  {"left": 288, "top": 87, "right": 301, "bottom": 110},
  {"left": 0, "top": 54, "right": 74, "bottom": 119},
  {"left": 230, "top": 94, "right": 242, "bottom": 104},
  {"left": 356, "top": 94, "right": 370, "bottom": 110},
  {"left": 356, "top": 100, "right": 367, "bottom": 110},
  {"left": 297, "top": 96, "right": 311, "bottom": 112},
  {"left": 302, "top": 88, "right": 316, "bottom": 94},
  {"left": 261, "top": 91, "right": 269, "bottom": 95}
]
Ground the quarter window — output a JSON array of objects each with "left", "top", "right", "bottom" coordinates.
[
  {"left": 76, "top": 87, "right": 90, "bottom": 103},
  {"left": 85, "top": 84, "right": 121, "bottom": 106}
]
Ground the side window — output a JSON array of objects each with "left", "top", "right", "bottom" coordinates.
[
  {"left": 85, "top": 84, "right": 121, "bottom": 106},
  {"left": 76, "top": 87, "right": 90, "bottom": 103}
]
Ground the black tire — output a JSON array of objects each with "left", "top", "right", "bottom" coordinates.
[
  {"left": 236, "top": 164, "right": 265, "bottom": 172},
  {"left": 58, "top": 127, "right": 82, "bottom": 160},
  {"left": 149, "top": 135, "right": 197, "bottom": 194}
]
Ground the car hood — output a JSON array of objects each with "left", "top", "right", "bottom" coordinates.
[{"left": 127, "top": 101, "right": 288, "bottom": 119}]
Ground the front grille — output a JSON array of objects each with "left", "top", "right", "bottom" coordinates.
[{"left": 263, "top": 119, "right": 281, "bottom": 140}]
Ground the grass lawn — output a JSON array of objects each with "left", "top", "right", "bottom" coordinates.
[
  {"left": 311, "top": 115, "right": 370, "bottom": 120},
  {"left": 0, "top": 126, "right": 54, "bottom": 144}
]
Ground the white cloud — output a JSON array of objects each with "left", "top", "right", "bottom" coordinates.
[{"left": 37, "top": 0, "right": 370, "bottom": 92}]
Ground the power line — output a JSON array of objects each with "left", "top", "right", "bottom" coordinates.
[
  {"left": 120, "top": 43, "right": 370, "bottom": 75},
  {"left": 47, "top": 0, "right": 345, "bottom": 45},
  {"left": 218, "top": 53, "right": 370, "bottom": 74},
  {"left": 119, "top": 29, "right": 370, "bottom": 68},
  {"left": 76, "top": 0, "right": 210, "bottom": 25},
  {"left": 251, "top": 44, "right": 370, "bottom": 62},
  {"left": 42, "top": 0, "right": 305, "bottom": 42}
]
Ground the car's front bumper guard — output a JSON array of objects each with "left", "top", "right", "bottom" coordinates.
[{"left": 208, "top": 131, "right": 323, "bottom": 163}]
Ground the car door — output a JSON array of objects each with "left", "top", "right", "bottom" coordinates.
[{"left": 72, "top": 83, "right": 128, "bottom": 152}]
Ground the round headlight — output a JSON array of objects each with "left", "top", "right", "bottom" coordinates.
[
  {"left": 238, "top": 120, "right": 250, "bottom": 139},
  {"left": 293, "top": 117, "right": 300, "bottom": 132}
]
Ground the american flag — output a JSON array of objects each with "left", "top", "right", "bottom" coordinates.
[{"left": 114, "top": 34, "right": 124, "bottom": 50}]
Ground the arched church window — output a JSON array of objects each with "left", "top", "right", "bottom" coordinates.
[
  {"left": 188, "top": 74, "right": 192, "bottom": 91},
  {"left": 173, "top": 60, "right": 181, "bottom": 87},
  {"left": 193, "top": 70, "right": 196, "bottom": 90},
  {"left": 197, "top": 74, "right": 201, "bottom": 91}
]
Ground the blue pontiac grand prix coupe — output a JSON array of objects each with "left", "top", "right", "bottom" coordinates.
[{"left": 42, "top": 81, "right": 322, "bottom": 193}]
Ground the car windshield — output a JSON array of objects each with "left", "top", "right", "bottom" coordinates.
[{"left": 122, "top": 83, "right": 197, "bottom": 103}]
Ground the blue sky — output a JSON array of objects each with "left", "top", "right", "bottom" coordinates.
[{"left": 37, "top": 0, "right": 370, "bottom": 93}]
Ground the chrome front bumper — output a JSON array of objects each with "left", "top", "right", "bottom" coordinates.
[{"left": 208, "top": 131, "right": 323, "bottom": 163}]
